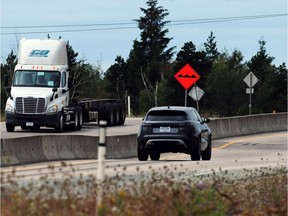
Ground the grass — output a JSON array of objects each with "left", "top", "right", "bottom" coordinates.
[{"left": 1, "top": 164, "right": 287, "bottom": 216}]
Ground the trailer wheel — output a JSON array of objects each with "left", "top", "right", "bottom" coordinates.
[
  {"left": 55, "top": 113, "right": 64, "bottom": 133},
  {"left": 98, "top": 104, "right": 105, "bottom": 125},
  {"left": 113, "top": 104, "right": 120, "bottom": 126},
  {"left": 70, "top": 111, "right": 78, "bottom": 131},
  {"left": 105, "top": 104, "right": 114, "bottom": 126},
  {"left": 6, "top": 123, "right": 15, "bottom": 132},
  {"left": 118, "top": 103, "right": 126, "bottom": 125}
]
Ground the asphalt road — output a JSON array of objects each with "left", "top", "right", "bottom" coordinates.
[
  {"left": 0, "top": 117, "right": 142, "bottom": 138},
  {"left": 1, "top": 131, "right": 287, "bottom": 186}
]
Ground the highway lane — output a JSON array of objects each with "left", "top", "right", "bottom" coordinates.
[
  {"left": 0, "top": 117, "right": 142, "bottom": 139},
  {"left": 1, "top": 131, "right": 287, "bottom": 186}
]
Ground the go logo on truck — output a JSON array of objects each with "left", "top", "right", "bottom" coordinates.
[{"left": 29, "top": 50, "right": 50, "bottom": 57}]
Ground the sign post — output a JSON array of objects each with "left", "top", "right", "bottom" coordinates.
[
  {"left": 243, "top": 72, "right": 258, "bottom": 115},
  {"left": 174, "top": 64, "right": 200, "bottom": 107},
  {"left": 184, "top": 89, "right": 188, "bottom": 107}
]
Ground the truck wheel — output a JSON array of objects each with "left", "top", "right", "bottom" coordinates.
[
  {"left": 55, "top": 113, "right": 64, "bottom": 133},
  {"left": 6, "top": 123, "right": 15, "bottom": 132},
  {"left": 190, "top": 137, "right": 201, "bottom": 161},
  {"left": 77, "top": 109, "right": 83, "bottom": 130}
]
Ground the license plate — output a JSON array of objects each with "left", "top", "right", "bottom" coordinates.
[
  {"left": 160, "top": 127, "right": 171, "bottom": 133},
  {"left": 26, "top": 122, "right": 34, "bottom": 127}
]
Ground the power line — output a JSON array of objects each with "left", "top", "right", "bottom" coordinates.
[
  {"left": 1, "top": 13, "right": 286, "bottom": 29},
  {"left": 169, "top": 13, "right": 287, "bottom": 25},
  {"left": 1, "top": 26, "right": 137, "bottom": 35},
  {"left": 1, "top": 13, "right": 286, "bottom": 35},
  {"left": 1, "top": 22, "right": 135, "bottom": 29}
]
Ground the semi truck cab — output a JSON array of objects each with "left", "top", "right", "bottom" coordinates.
[{"left": 4, "top": 38, "right": 72, "bottom": 132}]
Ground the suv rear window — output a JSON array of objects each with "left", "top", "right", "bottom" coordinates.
[{"left": 146, "top": 110, "right": 187, "bottom": 121}]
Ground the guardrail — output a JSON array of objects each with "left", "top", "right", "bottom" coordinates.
[{"left": 1, "top": 113, "right": 287, "bottom": 167}]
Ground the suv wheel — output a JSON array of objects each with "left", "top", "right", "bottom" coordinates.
[
  {"left": 137, "top": 147, "right": 148, "bottom": 161},
  {"left": 150, "top": 152, "right": 160, "bottom": 161},
  {"left": 191, "top": 137, "right": 201, "bottom": 161},
  {"left": 201, "top": 136, "right": 212, "bottom": 160}
]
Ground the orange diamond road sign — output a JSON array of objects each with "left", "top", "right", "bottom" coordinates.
[{"left": 174, "top": 64, "right": 200, "bottom": 90}]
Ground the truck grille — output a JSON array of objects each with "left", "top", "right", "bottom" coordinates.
[{"left": 15, "top": 97, "right": 46, "bottom": 114}]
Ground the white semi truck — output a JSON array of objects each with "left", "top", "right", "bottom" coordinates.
[{"left": 4, "top": 38, "right": 126, "bottom": 132}]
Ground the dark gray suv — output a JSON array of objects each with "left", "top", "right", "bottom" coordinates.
[{"left": 137, "top": 106, "right": 212, "bottom": 161}]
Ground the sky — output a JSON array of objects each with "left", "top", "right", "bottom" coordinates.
[{"left": 0, "top": 0, "right": 287, "bottom": 71}]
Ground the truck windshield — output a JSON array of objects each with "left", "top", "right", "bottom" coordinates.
[{"left": 13, "top": 70, "right": 60, "bottom": 88}]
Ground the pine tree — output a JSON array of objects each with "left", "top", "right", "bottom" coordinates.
[
  {"left": 137, "top": 0, "right": 174, "bottom": 64},
  {"left": 247, "top": 39, "right": 276, "bottom": 113},
  {"left": 105, "top": 56, "right": 127, "bottom": 99},
  {"left": 204, "top": 31, "right": 219, "bottom": 62},
  {"left": 135, "top": 0, "right": 175, "bottom": 95},
  {"left": 271, "top": 63, "right": 287, "bottom": 112},
  {"left": 5, "top": 50, "right": 17, "bottom": 81}
]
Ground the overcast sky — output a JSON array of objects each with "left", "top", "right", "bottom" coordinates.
[{"left": 1, "top": 0, "right": 287, "bottom": 71}]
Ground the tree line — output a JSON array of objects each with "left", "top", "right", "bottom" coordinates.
[{"left": 1, "top": 0, "right": 287, "bottom": 117}]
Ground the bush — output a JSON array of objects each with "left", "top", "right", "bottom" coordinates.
[{"left": 1, "top": 163, "right": 287, "bottom": 215}]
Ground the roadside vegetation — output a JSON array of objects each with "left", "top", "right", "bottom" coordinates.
[{"left": 1, "top": 164, "right": 287, "bottom": 215}]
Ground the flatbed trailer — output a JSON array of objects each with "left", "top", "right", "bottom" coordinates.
[{"left": 77, "top": 98, "right": 126, "bottom": 126}]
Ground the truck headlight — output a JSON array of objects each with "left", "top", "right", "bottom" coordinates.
[
  {"left": 5, "top": 104, "right": 14, "bottom": 112},
  {"left": 48, "top": 105, "right": 58, "bottom": 113}
]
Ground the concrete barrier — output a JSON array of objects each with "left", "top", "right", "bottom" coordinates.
[
  {"left": 1, "top": 113, "right": 287, "bottom": 167},
  {"left": 207, "top": 112, "right": 287, "bottom": 139},
  {"left": 1, "top": 138, "right": 21, "bottom": 165},
  {"left": 106, "top": 134, "right": 138, "bottom": 159},
  {"left": 42, "top": 136, "right": 60, "bottom": 161}
]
